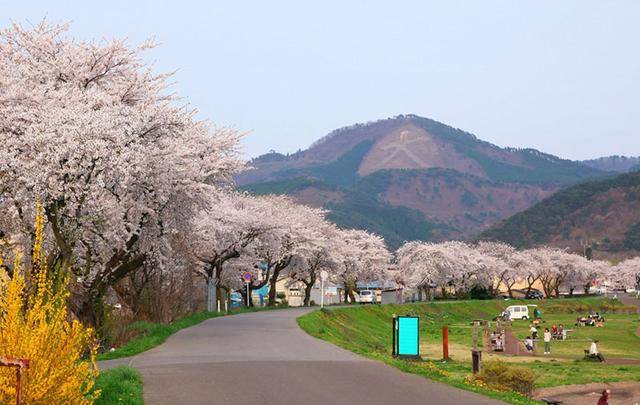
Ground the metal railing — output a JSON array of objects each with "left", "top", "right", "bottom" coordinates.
[{"left": 0, "top": 357, "right": 30, "bottom": 405}]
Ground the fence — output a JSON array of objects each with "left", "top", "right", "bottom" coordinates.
[{"left": 0, "top": 357, "right": 30, "bottom": 405}]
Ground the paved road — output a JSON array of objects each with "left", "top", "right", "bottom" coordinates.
[{"left": 100, "top": 308, "right": 503, "bottom": 405}]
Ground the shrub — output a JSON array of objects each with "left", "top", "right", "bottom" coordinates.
[
  {"left": 469, "top": 285, "right": 491, "bottom": 300},
  {"left": 0, "top": 205, "right": 99, "bottom": 403},
  {"left": 473, "top": 360, "right": 537, "bottom": 397}
]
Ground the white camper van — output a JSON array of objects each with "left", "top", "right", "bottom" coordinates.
[{"left": 504, "top": 305, "right": 531, "bottom": 320}]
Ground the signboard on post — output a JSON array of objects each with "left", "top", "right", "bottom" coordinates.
[
  {"left": 392, "top": 315, "right": 420, "bottom": 359},
  {"left": 242, "top": 272, "right": 252, "bottom": 306}
]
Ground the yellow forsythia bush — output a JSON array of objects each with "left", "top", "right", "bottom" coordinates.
[{"left": 0, "top": 206, "right": 99, "bottom": 403}]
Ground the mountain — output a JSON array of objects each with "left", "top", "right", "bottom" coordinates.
[
  {"left": 581, "top": 155, "right": 640, "bottom": 173},
  {"left": 239, "top": 115, "right": 608, "bottom": 248},
  {"left": 479, "top": 171, "right": 640, "bottom": 259}
]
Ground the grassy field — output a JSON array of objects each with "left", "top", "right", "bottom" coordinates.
[
  {"left": 511, "top": 313, "right": 640, "bottom": 360},
  {"left": 297, "top": 298, "right": 640, "bottom": 403},
  {"left": 94, "top": 366, "right": 144, "bottom": 405},
  {"left": 98, "top": 305, "right": 287, "bottom": 360}
]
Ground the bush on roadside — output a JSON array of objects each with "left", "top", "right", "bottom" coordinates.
[
  {"left": 472, "top": 360, "right": 537, "bottom": 397},
  {"left": 0, "top": 205, "right": 98, "bottom": 403}
]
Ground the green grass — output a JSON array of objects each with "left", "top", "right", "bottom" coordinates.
[
  {"left": 511, "top": 313, "right": 640, "bottom": 359},
  {"left": 98, "top": 305, "right": 287, "bottom": 361},
  {"left": 297, "top": 298, "right": 640, "bottom": 404},
  {"left": 94, "top": 366, "right": 143, "bottom": 405}
]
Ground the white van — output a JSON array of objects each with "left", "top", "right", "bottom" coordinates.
[
  {"left": 359, "top": 290, "right": 377, "bottom": 304},
  {"left": 505, "top": 305, "right": 530, "bottom": 320}
]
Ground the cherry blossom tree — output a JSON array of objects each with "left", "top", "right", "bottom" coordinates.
[
  {"left": 188, "top": 192, "right": 280, "bottom": 311},
  {"left": 612, "top": 258, "right": 640, "bottom": 291},
  {"left": 192, "top": 193, "right": 330, "bottom": 309},
  {"left": 0, "top": 22, "right": 244, "bottom": 324},
  {"left": 287, "top": 222, "right": 342, "bottom": 306},
  {"left": 250, "top": 199, "right": 330, "bottom": 306},
  {"left": 335, "top": 229, "right": 390, "bottom": 303},
  {"left": 561, "top": 257, "right": 608, "bottom": 296},
  {"left": 475, "top": 241, "right": 541, "bottom": 298},
  {"left": 397, "top": 241, "right": 489, "bottom": 299}
]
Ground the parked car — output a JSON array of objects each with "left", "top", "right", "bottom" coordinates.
[
  {"left": 526, "top": 290, "right": 544, "bottom": 300},
  {"left": 358, "top": 290, "right": 378, "bottom": 304}
]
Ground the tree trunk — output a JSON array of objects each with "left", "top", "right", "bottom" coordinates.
[
  {"left": 206, "top": 276, "right": 217, "bottom": 312},
  {"left": 347, "top": 287, "right": 356, "bottom": 304},
  {"left": 303, "top": 282, "right": 313, "bottom": 306},
  {"left": 268, "top": 274, "right": 278, "bottom": 306},
  {"left": 267, "top": 259, "right": 290, "bottom": 306},
  {"left": 540, "top": 277, "right": 555, "bottom": 298}
]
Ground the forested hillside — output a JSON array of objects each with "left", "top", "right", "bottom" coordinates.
[{"left": 480, "top": 171, "right": 640, "bottom": 258}]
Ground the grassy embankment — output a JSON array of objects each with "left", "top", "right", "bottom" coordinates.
[
  {"left": 98, "top": 305, "right": 287, "bottom": 361},
  {"left": 297, "top": 298, "right": 640, "bottom": 404}
]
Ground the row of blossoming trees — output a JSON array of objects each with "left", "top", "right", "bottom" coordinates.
[
  {"left": 0, "top": 22, "right": 391, "bottom": 326},
  {"left": 1, "top": 22, "right": 638, "bottom": 332},
  {"left": 396, "top": 241, "right": 639, "bottom": 299}
]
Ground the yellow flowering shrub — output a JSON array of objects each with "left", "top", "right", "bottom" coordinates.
[
  {"left": 469, "top": 360, "right": 536, "bottom": 397},
  {"left": 0, "top": 206, "right": 99, "bottom": 403}
]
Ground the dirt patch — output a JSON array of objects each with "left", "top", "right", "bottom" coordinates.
[
  {"left": 535, "top": 381, "right": 640, "bottom": 405},
  {"left": 502, "top": 328, "right": 528, "bottom": 356}
]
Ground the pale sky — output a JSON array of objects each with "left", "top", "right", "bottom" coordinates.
[{"left": 2, "top": 1, "right": 639, "bottom": 160}]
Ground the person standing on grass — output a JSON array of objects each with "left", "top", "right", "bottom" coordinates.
[{"left": 543, "top": 328, "right": 552, "bottom": 355}]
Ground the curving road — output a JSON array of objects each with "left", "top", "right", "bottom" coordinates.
[{"left": 100, "top": 308, "right": 503, "bottom": 404}]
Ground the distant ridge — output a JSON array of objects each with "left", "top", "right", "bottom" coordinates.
[
  {"left": 479, "top": 171, "right": 640, "bottom": 259},
  {"left": 582, "top": 155, "right": 640, "bottom": 173}
]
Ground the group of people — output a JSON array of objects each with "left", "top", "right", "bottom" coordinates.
[
  {"left": 576, "top": 312, "right": 606, "bottom": 327},
  {"left": 550, "top": 323, "right": 567, "bottom": 340},
  {"left": 525, "top": 323, "right": 567, "bottom": 354},
  {"left": 524, "top": 327, "right": 554, "bottom": 354}
]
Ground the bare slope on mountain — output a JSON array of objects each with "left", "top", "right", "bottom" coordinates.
[
  {"left": 361, "top": 169, "right": 554, "bottom": 235},
  {"left": 480, "top": 171, "right": 640, "bottom": 259}
]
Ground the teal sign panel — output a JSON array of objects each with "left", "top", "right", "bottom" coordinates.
[{"left": 397, "top": 316, "right": 419, "bottom": 356}]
